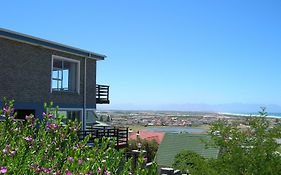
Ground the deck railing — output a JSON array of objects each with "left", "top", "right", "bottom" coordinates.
[
  {"left": 96, "top": 84, "right": 110, "bottom": 104},
  {"left": 77, "top": 126, "right": 128, "bottom": 149}
]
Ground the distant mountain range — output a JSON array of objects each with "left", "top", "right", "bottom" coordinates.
[{"left": 97, "top": 103, "right": 281, "bottom": 113}]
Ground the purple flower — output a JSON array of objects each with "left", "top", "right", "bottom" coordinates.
[
  {"left": 41, "top": 167, "right": 51, "bottom": 174},
  {"left": 24, "top": 136, "right": 33, "bottom": 142},
  {"left": 65, "top": 170, "right": 73, "bottom": 175},
  {"left": 2, "top": 106, "right": 14, "bottom": 117},
  {"left": 48, "top": 114, "right": 53, "bottom": 119},
  {"left": 3, "top": 106, "right": 10, "bottom": 113},
  {"left": 30, "top": 164, "right": 39, "bottom": 169},
  {"left": 2, "top": 149, "right": 8, "bottom": 154},
  {"left": 67, "top": 156, "right": 74, "bottom": 162},
  {"left": 78, "top": 159, "right": 83, "bottom": 165},
  {"left": 47, "top": 123, "right": 59, "bottom": 130},
  {"left": 0, "top": 166, "right": 7, "bottom": 174},
  {"left": 2, "top": 145, "right": 11, "bottom": 155}
]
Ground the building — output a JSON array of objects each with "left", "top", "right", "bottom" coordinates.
[{"left": 0, "top": 28, "right": 110, "bottom": 130}]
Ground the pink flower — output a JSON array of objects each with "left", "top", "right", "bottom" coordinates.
[
  {"left": 47, "top": 123, "right": 59, "bottom": 130},
  {"left": 30, "top": 164, "right": 39, "bottom": 169},
  {"left": 53, "top": 171, "right": 61, "bottom": 175},
  {"left": 24, "top": 136, "right": 33, "bottom": 142},
  {"left": 9, "top": 150, "right": 16, "bottom": 156},
  {"left": 67, "top": 156, "right": 74, "bottom": 162},
  {"left": 97, "top": 167, "right": 102, "bottom": 173},
  {"left": 41, "top": 167, "right": 51, "bottom": 174},
  {"left": 78, "top": 159, "right": 83, "bottom": 165},
  {"left": 0, "top": 166, "right": 7, "bottom": 174},
  {"left": 105, "top": 170, "right": 111, "bottom": 175},
  {"left": 65, "top": 170, "right": 73, "bottom": 175}
]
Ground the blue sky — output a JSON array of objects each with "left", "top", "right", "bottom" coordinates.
[{"left": 1, "top": 1, "right": 281, "bottom": 111}]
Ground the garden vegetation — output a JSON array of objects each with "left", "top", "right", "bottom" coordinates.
[
  {"left": 0, "top": 99, "right": 157, "bottom": 175},
  {"left": 173, "top": 109, "right": 281, "bottom": 175}
]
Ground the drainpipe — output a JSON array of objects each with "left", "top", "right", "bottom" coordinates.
[{"left": 83, "top": 57, "right": 87, "bottom": 130}]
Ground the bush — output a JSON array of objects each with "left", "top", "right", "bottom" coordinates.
[
  {"left": 0, "top": 99, "right": 157, "bottom": 174},
  {"left": 128, "top": 138, "right": 159, "bottom": 162},
  {"left": 173, "top": 150, "right": 216, "bottom": 175}
]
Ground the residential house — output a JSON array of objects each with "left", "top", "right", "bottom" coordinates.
[{"left": 0, "top": 28, "right": 110, "bottom": 130}]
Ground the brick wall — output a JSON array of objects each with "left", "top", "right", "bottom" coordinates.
[{"left": 0, "top": 37, "right": 97, "bottom": 108}]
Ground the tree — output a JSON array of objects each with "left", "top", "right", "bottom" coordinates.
[
  {"left": 173, "top": 150, "right": 217, "bottom": 175},
  {"left": 208, "top": 109, "right": 281, "bottom": 174},
  {"left": 173, "top": 108, "right": 281, "bottom": 175}
]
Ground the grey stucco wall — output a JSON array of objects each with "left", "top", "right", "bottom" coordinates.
[{"left": 0, "top": 37, "right": 97, "bottom": 108}]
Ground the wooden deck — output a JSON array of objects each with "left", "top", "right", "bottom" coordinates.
[{"left": 77, "top": 126, "right": 128, "bottom": 149}]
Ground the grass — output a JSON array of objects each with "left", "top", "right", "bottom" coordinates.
[{"left": 155, "top": 133, "right": 219, "bottom": 167}]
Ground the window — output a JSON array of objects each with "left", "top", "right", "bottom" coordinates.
[
  {"left": 57, "top": 110, "right": 82, "bottom": 124},
  {"left": 85, "top": 110, "right": 98, "bottom": 128},
  {"left": 51, "top": 56, "right": 80, "bottom": 93}
]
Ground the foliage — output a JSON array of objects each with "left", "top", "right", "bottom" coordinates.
[
  {"left": 128, "top": 138, "right": 159, "bottom": 162},
  {"left": 173, "top": 108, "right": 281, "bottom": 175},
  {"left": 0, "top": 98, "right": 157, "bottom": 174},
  {"left": 173, "top": 150, "right": 216, "bottom": 175}
]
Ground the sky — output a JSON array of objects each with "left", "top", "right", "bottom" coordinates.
[{"left": 1, "top": 1, "right": 281, "bottom": 112}]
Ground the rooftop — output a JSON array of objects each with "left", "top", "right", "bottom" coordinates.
[{"left": 0, "top": 28, "right": 106, "bottom": 60}]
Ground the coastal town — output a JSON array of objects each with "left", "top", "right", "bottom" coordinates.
[{"left": 96, "top": 110, "right": 280, "bottom": 128}]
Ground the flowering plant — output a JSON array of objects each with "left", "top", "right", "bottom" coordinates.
[{"left": 0, "top": 98, "right": 157, "bottom": 174}]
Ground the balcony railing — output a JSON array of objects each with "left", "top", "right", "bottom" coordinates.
[
  {"left": 96, "top": 84, "right": 110, "bottom": 104},
  {"left": 77, "top": 126, "right": 128, "bottom": 149}
]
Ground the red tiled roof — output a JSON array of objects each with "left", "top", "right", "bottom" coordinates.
[{"left": 129, "top": 131, "right": 165, "bottom": 144}]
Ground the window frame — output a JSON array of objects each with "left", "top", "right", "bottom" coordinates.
[{"left": 51, "top": 55, "right": 80, "bottom": 94}]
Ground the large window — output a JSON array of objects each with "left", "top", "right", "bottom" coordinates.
[
  {"left": 57, "top": 110, "right": 82, "bottom": 125},
  {"left": 51, "top": 56, "right": 80, "bottom": 93}
]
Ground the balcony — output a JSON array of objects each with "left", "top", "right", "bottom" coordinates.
[
  {"left": 77, "top": 126, "right": 128, "bottom": 149},
  {"left": 96, "top": 84, "right": 110, "bottom": 104}
]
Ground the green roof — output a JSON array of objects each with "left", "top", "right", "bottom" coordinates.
[{"left": 155, "top": 133, "right": 219, "bottom": 167}]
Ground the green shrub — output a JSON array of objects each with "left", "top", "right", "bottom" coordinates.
[
  {"left": 0, "top": 98, "right": 157, "bottom": 174},
  {"left": 128, "top": 138, "right": 159, "bottom": 162},
  {"left": 173, "top": 108, "right": 281, "bottom": 175},
  {"left": 173, "top": 150, "right": 216, "bottom": 175}
]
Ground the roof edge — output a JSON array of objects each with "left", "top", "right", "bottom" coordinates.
[{"left": 0, "top": 28, "right": 106, "bottom": 60}]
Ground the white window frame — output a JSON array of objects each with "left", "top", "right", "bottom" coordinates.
[{"left": 51, "top": 55, "right": 80, "bottom": 94}]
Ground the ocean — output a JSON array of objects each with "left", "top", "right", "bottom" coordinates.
[{"left": 219, "top": 112, "right": 281, "bottom": 118}]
